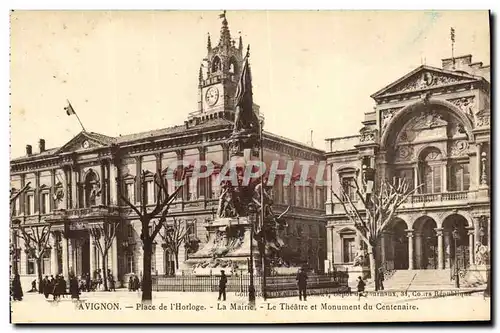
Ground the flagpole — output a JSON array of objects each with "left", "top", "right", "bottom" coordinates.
[
  {"left": 259, "top": 118, "right": 266, "bottom": 301},
  {"left": 67, "top": 99, "right": 87, "bottom": 132}
]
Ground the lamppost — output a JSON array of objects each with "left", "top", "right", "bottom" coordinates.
[
  {"left": 247, "top": 203, "right": 256, "bottom": 304},
  {"left": 452, "top": 227, "right": 460, "bottom": 288}
]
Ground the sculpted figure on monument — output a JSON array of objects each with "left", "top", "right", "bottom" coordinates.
[{"left": 217, "top": 182, "right": 237, "bottom": 218}]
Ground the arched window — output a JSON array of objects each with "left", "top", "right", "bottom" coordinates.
[
  {"left": 228, "top": 57, "right": 238, "bottom": 74},
  {"left": 419, "top": 148, "right": 442, "bottom": 194},
  {"left": 212, "top": 56, "right": 221, "bottom": 73}
]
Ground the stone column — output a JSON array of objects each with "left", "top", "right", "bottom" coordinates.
[
  {"left": 89, "top": 233, "right": 95, "bottom": 276},
  {"left": 435, "top": 228, "right": 444, "bottom": 269},
  {"left": 326, "top": 226, "right": 334, "bottom": 271},
  {"left": 442, "top": 163, "right": 447, "bottom": 193},
  {"left": 468, "top": 229, "right": 474, "bottom": 266},
  {"left": 62, "top": 234, "right": 69, "bottom": 281},
  {"left": 406, "top": 230, "right": 414, "bottom": 270},
  {"left": 71, "top": 167, "right": 78, "bottom": 209},
  {"left": 414, "top": 167, "right": 419, "bottom": 193},
  {"left": 444, "top": 231, "right": 451, "bottom": 269},
  {"left": 34, "top": 171, "right": 40, "bottom": 214},
  {"left": 50, "top": 169, "right": 56, "bottom": 211},
  {"left": 135, "top": 156, "right": 142, "bottom": 205},
  {"left": 50, "top": 232, "right": 59, "bottom": 276},
  {"left": 476, "top": 144, "right": 482, "bottom": 189},
  {"left": 109, "top": 162, "right": 117, "bottom": 205},
  {"left": 68, "top": 239, "right": 74, "bottom": 276},
  {"left": 414, "top": 232, "right": 422, "bottom": 269},
  {"left": 100, "top": 162, "right": 107, "bottom": 206}
]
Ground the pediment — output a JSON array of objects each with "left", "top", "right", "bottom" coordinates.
[
  {"left": 57, "top": 131, "right": 114, "bottom": 154},
  {"left": 371, "top": 66, "right": 481, "bottom": 99}
]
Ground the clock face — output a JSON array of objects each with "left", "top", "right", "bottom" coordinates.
[
  {"left": 205, "top": 86, "right": 219, "bottom": 106},
  {"left": 82, "top": 140, "right": 90, "bottom": 149}
]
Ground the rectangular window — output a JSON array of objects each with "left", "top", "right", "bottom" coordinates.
[
  {"left": 126, "top": 183, "right": 135, "bottom": 203},
  {"left": 41, "top": 193, "right": 50, "bottom": 214},
  {"left": 188, "top": 177, "right": 197, "bottom": 200},
  {"left": 43, "top": 251, "right": 51, "bottom": 275},
  {"left": 26, "top": 194, "right": 34, "bottom": 215},
  {"left": 342, "top": 237, "right": 356, "bottom": 263},
  {"left": 395, "top": 169, "right": 414, "bottom": 190},
  {"left": 27, "top": 253, "right": 35, "bottom": 275},
  {"left": 210, "top": 174, "right": 220, "bottom": 199},
  {"left": 450, "top": 163, "right": 470, "bottom": 191},
  {"left": 423, "top": 165, "right": 442, "bottom": 194},
  {"left": 295, "top": 186, "right": 302, "bottom": 207},
  {"left": 145, "top": 180, "right": 155, "bottom": 205},
  {"left": 341, "top": 177, "right": 357, "bottom": 202}
]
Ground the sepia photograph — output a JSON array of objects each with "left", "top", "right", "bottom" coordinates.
[{"left": 8, "top": 9, "right": 491, "bottom": 324}]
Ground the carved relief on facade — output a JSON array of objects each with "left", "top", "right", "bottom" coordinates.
[
  {"left": 395, "top": 145, "right": 414, "bottom": 161},
  {"left": 359, "top": 127, "right": 377, "bottom": 143},
  {"left": 380, "top": 107, "right": 403, "bottom": 133},
  {"left": 447, "top": 96, "right": 475, "bottom": 118},
  {"left": 475, "top": 108, "right": 490, "bottom": 128},
  {"left": 412, "top": 111, "right": 447, "bottom": 130},
  {"left": 385, "top": 71, "right": 472, "bottom": 95},
  {"left": 450, "top": 140, "right": 470, "bottom": 157}
]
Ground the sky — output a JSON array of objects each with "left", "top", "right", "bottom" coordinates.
[{"left": 9, "top": 10, "right": 490, "bottom": 158}]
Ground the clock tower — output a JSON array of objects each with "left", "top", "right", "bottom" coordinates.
[{"left": 188, "top": 11, "right": 257, "bottom": 125}]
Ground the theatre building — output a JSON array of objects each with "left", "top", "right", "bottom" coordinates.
[
  {"left": 324, "top": 54, "right": 490, "bottom": 273},
  {"left": 10, "top": 15, "right": 327, "bottom": 289}
]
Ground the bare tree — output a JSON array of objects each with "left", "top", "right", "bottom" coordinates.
[
  {"left": 88, "top": 220, "right": 120, "bottom": 291},
  {"left": 120, "top": 169, "right": 184, "bottom": 302},
  {"left": 332, "top": 171, "right": 420, "bottom": 290},
  {"left": 14, "top": 218, "right": 51, "bottom": 290},
  {"left": 10, "top": 182, "right": 31, "bottom": 275},
  {"left": 158, "top": 217, "right": 188, "bottom": 272}
]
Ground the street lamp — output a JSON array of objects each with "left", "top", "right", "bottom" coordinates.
[
  {"left": 247, "top": 203, "right": 256, "bottom": 304},
  {"left": 452, "top": 227, "right": 460, "bottom": 288}
]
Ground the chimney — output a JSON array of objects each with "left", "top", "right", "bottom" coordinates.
[
  {"left": 26, "top": 145, "right": 32, "bottom": 156},
  {"left": 184, "top": 120, "right": 189, "bottom": 129},
  {"left": 39, "top": 139, "right": 46, "bottom": 153}
]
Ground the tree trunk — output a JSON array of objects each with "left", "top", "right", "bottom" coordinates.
[
  {"left": 36, "top": 256, "right": 43, "bottom": 294},
  {"left": 368, "top": 245, "right": 378, "bottom": 291},
  {"left": 142, "top": 241, "right": 153, "bottom": 302},
  {"left": 175, "top": 252, "right": 179, "bottom": 270},
  {"left": 102, "top": 256, "right": 108, "bottom": 291}
]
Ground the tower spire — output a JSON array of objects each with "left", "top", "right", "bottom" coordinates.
[
  {"left": 238, "top": 31, "right": 243, "bottom": 53},
  {"left": 219, "top": 10, "right": 231, "bottom": 48},
  {"left": 207, "top": 32, "right": 212, "bottom": 51},
  {"left": 198, "top": 65, "right": 203, "bottom": 86}
]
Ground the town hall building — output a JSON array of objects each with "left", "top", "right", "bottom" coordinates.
[{"left": 10, "top": 14, "right": 327, "bottom": 289}]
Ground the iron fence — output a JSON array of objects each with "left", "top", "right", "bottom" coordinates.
[{"left": 151, "top": 269, "right": 349, "bottom": 298}]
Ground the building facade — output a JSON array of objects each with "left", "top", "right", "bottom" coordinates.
[
  {"left": 10, "top": 16, "right": 327, "bottom": 289},
  {"left": 325, "top": 54, "right": 490, "bottom": 273}
]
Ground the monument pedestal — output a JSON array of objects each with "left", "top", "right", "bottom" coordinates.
[{"left": 186, "top": 217, "right": 260, "bottom": 276}]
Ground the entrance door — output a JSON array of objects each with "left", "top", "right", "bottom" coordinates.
[{"left": 81, "top": 238, "right": 90, "bottom": 275}]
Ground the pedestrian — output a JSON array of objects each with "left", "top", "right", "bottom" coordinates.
[
  {"left": 69, "top": 274, "right": 80, "bottom": 300},
  {"left": 42, "top": 276, "right": 50, "bottom": 299},
  {"left": 52, "top": 276, "right": 61, "bottom": 301},
  {"left": 357, "top": 276, "right": 367, "bottom": 300},
  {"left": 11, "top": 273, "right": 23, "bottom": 301},
  {"left": 108, "top": 271, "right": 116, "bottom": 292},
  {"left": 378, "top": 268, "right": 385, "bottom": 291},
  {"left": 128, "top": 275, "right": 133, "bottom": 291},
  {"left": 217, "top": 270, "right": 227, "bottom": 301},
  {"left": 296, "top": 268, "right": 308, "bottom": 301},
  {"left": 134, "top": 275, "right": 140, "bottom": 293},
  {"left": 38, "top": 277, "right": 45, "bottom": 294},
  {"left": 29, "top": 279, "right": 37, "bottom": 293},
  {"left": 85, "top": 273, "right": 91, "bottom": 292}
]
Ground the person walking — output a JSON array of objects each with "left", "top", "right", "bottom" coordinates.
[
  {"left": 42, "top": 276, "right": 50, "bottom": 299},
  {"left": 217, "top": 270, "right": 227, "bottom": 301},
  {"left": 11, "top": 273, "right": 23, "bottom": 301},
  {"left": 357, "top": 276, "right": 367, "bottom": 300},
  {"left": 378, "top": 268, "right": 385, "bottom": 291},
  {"left": 69, "top": 274, "right": 80, "bottom": 300},
  {"left": 296, "top": 268, "right": 308, "bottom": 301},
  {"left": 108, "top": 270, "right": 116, "bottom": 292}
]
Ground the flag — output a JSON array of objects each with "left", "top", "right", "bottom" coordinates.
[
  {"left": 64, "top": 100, "right": 75, "bottom": 116},
  {"left": 219, "top": 10, "right": 226, "bottom": 19},
  {"left": 235, "top": 56, "right": 252, "bottom": 107},
  {"left": 450, "top": 27, "right": 455, "bottom": 43}
]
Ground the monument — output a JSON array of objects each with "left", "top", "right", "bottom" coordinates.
[{"left": 186, "top": 46, "right": 289, "bottom": 278}]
